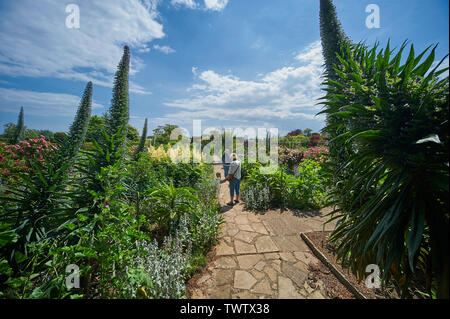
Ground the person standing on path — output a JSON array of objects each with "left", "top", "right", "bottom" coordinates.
[{"left": 226, "top": 153, "right": 241, "bottom": 206}]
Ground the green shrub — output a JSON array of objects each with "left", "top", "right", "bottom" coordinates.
[
  {"left": 242, "top": 161, "right": 327, "bottom": 211},
  {"left": 289, "top": 159, "right": 327, "bottom": 209}
]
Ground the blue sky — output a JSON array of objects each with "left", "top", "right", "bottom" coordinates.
[{"left": 0, "top": 0, "right": 448, "bottom": 136}]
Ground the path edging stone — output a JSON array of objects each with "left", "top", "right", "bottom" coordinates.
[{"left": 300, "top": 232, "right": 367, "bottom": 299}]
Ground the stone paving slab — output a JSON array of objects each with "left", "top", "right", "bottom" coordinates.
[{"left": 189, "top": 165, "right": 337, "bottom": 299}]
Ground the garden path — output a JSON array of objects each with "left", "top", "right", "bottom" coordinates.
[{"left": 188, "top": 165, "right": 338, "bottom": 299}]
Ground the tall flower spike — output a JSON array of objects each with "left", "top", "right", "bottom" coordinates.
[
  {"left": 106, "top": 45, "right": 130, "bottom": 151},
  {"left": 10, "top": 106, "right": 25, "bottom": 144},
  {"left": 319, "top": 0, "right": 349, "bottom": 79},
  {"left": 134, "top": 118, "right": 148, "bottom": 160}
]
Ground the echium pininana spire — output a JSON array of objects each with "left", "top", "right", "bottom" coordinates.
[
  {"left": 319, "top": 0, "right": 349, "bottom": 79},
  {"left": 62, "top": 81, "right": 92, "bottom": 164},
  {"left": 106, "top": 45, "right": 130, "bottom": 151},
  {"left": 134, "top": 118, "right": 148, "bottom": 160},
  {"left": 10, "top": 106, "right": 25, "bottom": 144}
]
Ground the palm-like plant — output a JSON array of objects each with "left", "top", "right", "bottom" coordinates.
[
  {"left": 1, "top": 82, "right": 92, "bottom": 261},
  {"left": 321, "top": 41, "right": 449, "bottom": 298},
  {"left": 144, "top": 184, "right": 199, "bottom": 233}
]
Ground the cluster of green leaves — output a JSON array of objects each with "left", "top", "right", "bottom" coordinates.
[
  {"left": 321, "top": 40, "right": 449, "bottom": 298},
  {"left": 144, "top": 184, "right": 199, "bottom": 233},
  {"left": 242, "top": 159, "right": 327, "bottom": 211}
]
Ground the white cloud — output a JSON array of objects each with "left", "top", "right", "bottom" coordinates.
[
  {"left": 0, "top": 88, "right": 104, "bottom": 117},
  {"left": 204, "top": 0, "right": 229, "bottom": 11},
  {"left": 153, "top": 44, "right": 176, "bottom": 54},
  {"left": 295, "top": 41, "right": 323, "bottom": 67},
  {"left": 163, "top": 40, "right": 325, "bottom": 130},
  {"left": 171, "top": 0, "right": 197, "bottom": 9},
  {"left": 0, "top": 0, "right": 164, "bottom": 94}
]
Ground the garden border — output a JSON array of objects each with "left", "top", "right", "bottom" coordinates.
[{"left": 300, "top": 232, "right": 368, "bottom": 299}]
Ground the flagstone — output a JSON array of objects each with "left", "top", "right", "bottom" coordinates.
[
  {"left": 214, "top": 269, "right": 234, "bottom": 286},
  {"left": 278, "top": 276, "right": 304, "bottom": 299},
  {"left": 251, "top": 279, "right": 272, "bottom": 295},
  {"left": 234, "top": 240, "right": 257, "bottom": 254},
  {"left": 208, "top": 284, "right": 231, "bottom": 299},
  {"left": 279, "top": 252, "right": 296, "bottom": 262},
  {"left": 227, "top": 227, "right": 240, "bottom": 237},
  {"left": 237, "top": 223, "right": 254, "bottom": 232},
  {"left": 250, "top": 269, "right": 266, "bottom": 280},
  {"left": 252, "top": 223, "right": 269, "bottom": 235},
  {"left": 234, "top": 215, "right": 249, "bottom": 225},
  {"left": 234, "top": 270, "right": 257, "bottom": 290},
  {"left": 263, "top": 266, "right": 278, "bottom": 283},
  {"left": 281, "top": 262, "right": 308, "bottom": 288},
  {"left": 237, "top": 254, "right": 263, "bottom": 269},
  {"left": 216, "top": 240, "right": 235, "bottom": 256},
  {"left": 272, "top": 235, "right": 308, "bottom": 252},
  {"left": 235, "top": 230, "right": 259, "bottom": 243},
  {"left": 214, "top": 256, "right": 237, "bottom": 269},
  {"left": 264, "top": 252, "right": 280, "bottom": 260},
  {"left": 254, "top": 260, "right": 267, "bottom": 271},
  {"left": 255, "top": 236, "right": 279, "bottom": 253},
  {"left": 293, "top": 251, "right": 319, "bottom": 266}
]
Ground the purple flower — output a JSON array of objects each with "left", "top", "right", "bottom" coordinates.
[{"left": 105, "top": 201, "right": 110, "bottom": 207}]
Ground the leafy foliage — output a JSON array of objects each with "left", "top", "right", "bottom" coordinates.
[
  {"left": 321, "top": 40, "right": 449, "bottom": 298},
  {"left": 144, "top": 184, "right": 199, "bottom": 233},
  {"left": 0, "top": 82, "right": 92, "bottom": 262},
  {"left": 242, "top": 160, "right": 327, "bottom": 211}
]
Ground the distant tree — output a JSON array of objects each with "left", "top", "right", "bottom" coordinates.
[
  {"left": 153, "top": 124, "right": 179, "bottom": 146},
  {"left": 133, "top": 118, "right": 148, "bottom": 160},
  {"left": 38, "top": 130, "right": 55, "bottom": 141},
  {"left": 2, "top": 123, "right": 17, "bottom": 141},
  {"left": 287, "top": 129, "right": 303, "bottom": 137},
  {"left": 303, "top": 128, "right": 313, "bottom": 137},
  {"left": 10, "top": 107, "right": 25, "bottom": 144},
  {"left": 309, "top": 133, "right": 322, "bottom": 146},
  {"left": 127, "top": 124, "right": 140, "bottom": 143}
]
